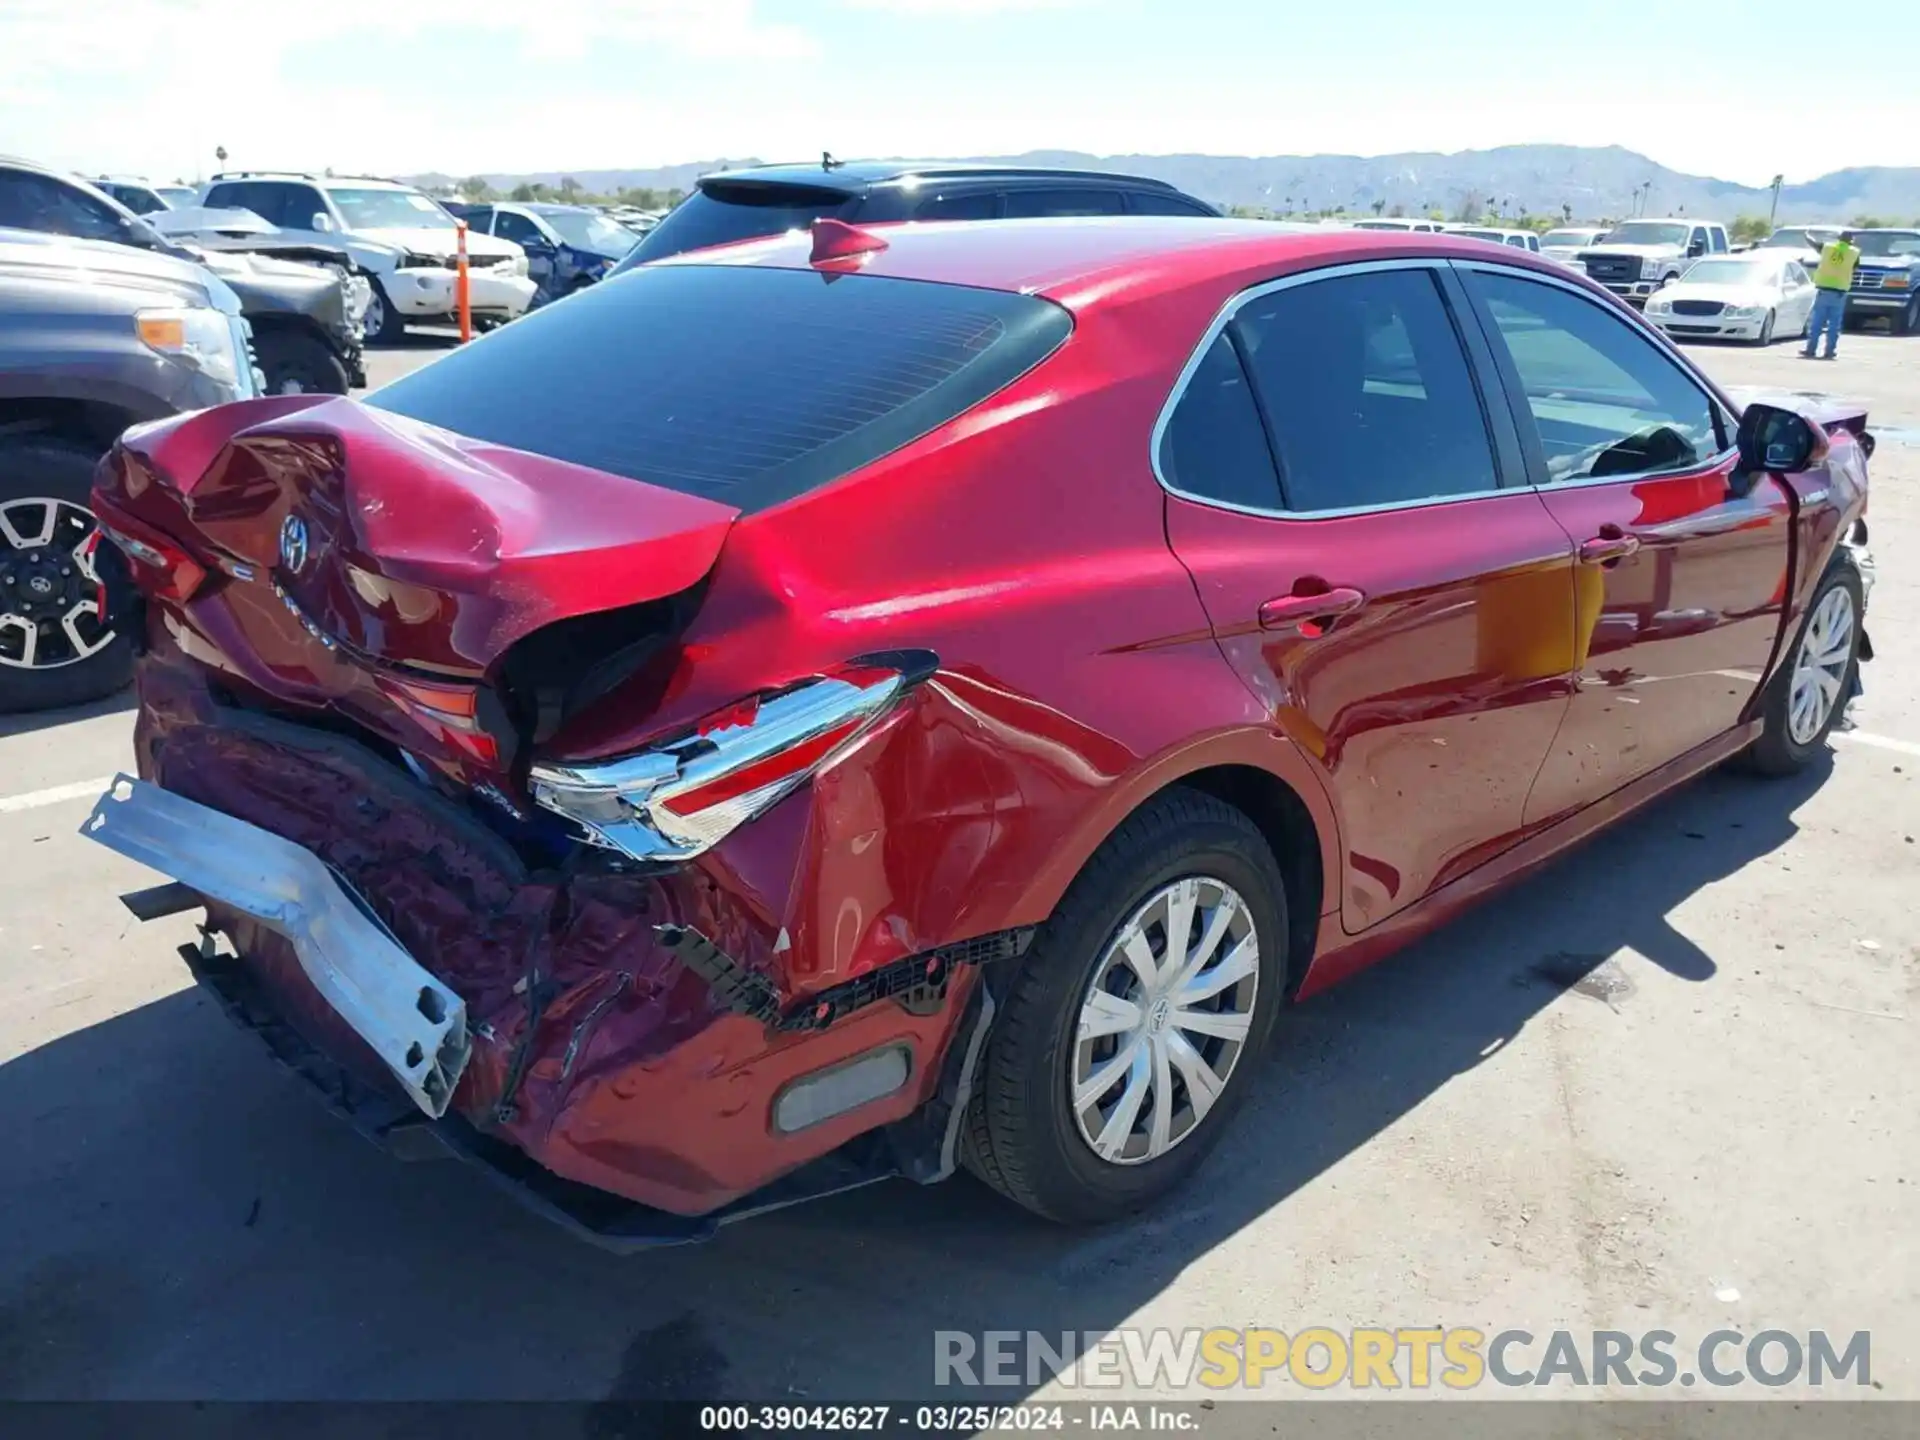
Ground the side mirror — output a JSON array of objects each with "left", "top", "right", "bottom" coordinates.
[
  {"left": 1687, "top": 240, "right": 1705, "bottom": 257},
  {"left": 311, "top": 212, "right": 333, "bottom": 232},
  {"left": 1735, "top": 402, "right": 1829, "bottom": 490}
]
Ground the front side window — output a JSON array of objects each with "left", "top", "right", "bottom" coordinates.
[
  {"left": 537, "top": 208, "right": 638, "bottom": 253},
  {"left": 1689, "top": 227, "right": 1710, "bottom": 254},
  {"left": 1158, "top": 333, "right": 1282, "bottom": 510},
  {"left": 494, "top": 211, "right": 544, "bottom": 245},
  {"left": 1230, "top": 267, "right": 1499, "bottom": 514},
  {"left": 1001, "top": 188, "right": 1126, "bottom": 219},
  {"left": 1467, "top": 270, "right": 1723, "bottom": 484}
]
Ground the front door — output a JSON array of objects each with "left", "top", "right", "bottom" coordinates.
[
  {"left": 1457, "top": 265, "right": 1795, "bottom": 824},
  {"left": 1161, "top": 261, "right": 1579, "bottom": 932}
]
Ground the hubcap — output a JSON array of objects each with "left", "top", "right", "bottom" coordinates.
[
  {"left": 365, "top": 289, "right": 386, "bottom": 336},
  {"left": 1787, "top": 586, "right": 1856, "bottom": 745},
  {"left": 0, "top": 496, "right": 116, "bottom": 671},
  {"left": 1070, "top": 876, "right": 1260, "bottom": 1166}
]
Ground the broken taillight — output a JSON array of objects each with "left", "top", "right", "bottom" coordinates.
[
  {"left": 373, "top": 674, "right": 501, "bottom": 768},
  {"left": 528, "top": 659, "right": 925, "bottom": 862},
  {"left": 95, "top": 514, "right": 206, "bottom": 603}
]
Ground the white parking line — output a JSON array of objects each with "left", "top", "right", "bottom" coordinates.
[
  {"left": 1835, "top": 730, "right": 1920, "bottom": 759},
  {"left": 0, "top": 777, "right": 113, "bottom": 815}
]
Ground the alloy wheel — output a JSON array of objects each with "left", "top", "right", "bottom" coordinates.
[
  {"left": 1070, "top": 876, "right": 1260, "bottom": 1165},
  {"left": 1787, "top": 585, "right": 1856, "bottom": 745},
  {"left": 0, "top": 496, "right": 115, "bottom": 671}
]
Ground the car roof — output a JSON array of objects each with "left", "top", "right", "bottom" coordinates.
[
  {"left": 697, "top": 159, "right": 1186, "bottom": 195},
  {"left": 524, "top": 203, "right": 595, "bottom": 215},
  {"left": 651, "top": 215, "right": 1585, "bottom": 313}
]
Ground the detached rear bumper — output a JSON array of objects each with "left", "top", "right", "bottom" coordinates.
[
  {"left": 84, "top": 776, "right": 472, "bottom": 1118},
  {"left": 92, "top": 656, "right": 1006, "bottom": 1229}
]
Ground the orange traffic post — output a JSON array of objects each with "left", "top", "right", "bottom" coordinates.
[{"left": 455, "top": 219, "right": 472, "bottom": 343}]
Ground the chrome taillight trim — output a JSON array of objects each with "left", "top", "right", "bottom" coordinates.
[{"left": 529, "top": 669, "right": 907, "bottom": 863}]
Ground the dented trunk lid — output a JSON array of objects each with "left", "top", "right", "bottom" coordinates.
[{"left": 97, "top": 395, "right": 738, "bottom": 773}]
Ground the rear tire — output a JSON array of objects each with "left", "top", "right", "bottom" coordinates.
[
  {"left": 0, "top": 436, "right": 135, "bottom": 713},
  {"left": 253, "top": 327, "right": 351, "bottom": 396},
  {"left": 962, "top": 789, "right": 1288, "bottom": 1224},
  {"left": 1742, "top": 563, "right": 1863, "bottom": 776}
]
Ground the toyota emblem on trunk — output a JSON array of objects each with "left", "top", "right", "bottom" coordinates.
[{"left": 279, "top": 514, "right": 309, "bottom": 574}]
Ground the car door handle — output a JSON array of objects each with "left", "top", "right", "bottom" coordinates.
[
  {"left": 1259, "top": 587, "right": 1366, "bottom": 629},
  {"left": 1578, "top": 533, "right": 1641, "bottom": 565}
]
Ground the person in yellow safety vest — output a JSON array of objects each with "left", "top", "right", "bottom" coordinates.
[{"left": 1801, "top": 230, "right": 1860, "bottom": 360}]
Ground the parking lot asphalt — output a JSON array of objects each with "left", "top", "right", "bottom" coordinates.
[{"left": 1, "top": 330, "right": 1915, "bottom": 1403}]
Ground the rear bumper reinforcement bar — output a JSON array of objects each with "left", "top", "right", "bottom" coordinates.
[{"left": 80, "top": 775, "right": 471, "bottom": 1118}]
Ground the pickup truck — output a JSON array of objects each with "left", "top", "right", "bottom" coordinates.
[
  {"left": 1577, "top": 218, "right": 1731, "bottom": 305},
  {"left": 0, "top": 228, "right": 252, "bottom": 711},
  {"left": 1847, "top": 228, "right": 1920, "bottom": 334}
]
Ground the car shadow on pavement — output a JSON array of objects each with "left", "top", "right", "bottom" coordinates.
[
  {"left": 0, "top": 759, "right": 1825, "bottom": 1403},
  {"left": 0, "top": 687, "right": 135, "bottom": 738}
]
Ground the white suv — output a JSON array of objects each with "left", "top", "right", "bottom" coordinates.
[{"left": 201, "top": 173, "right": 538, "bottom": 342}]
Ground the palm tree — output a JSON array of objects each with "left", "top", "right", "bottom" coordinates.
[
  {"left": 1371, "top": 199, "right": 1386, "bottom": 217},
  {"left": 1562, "top": 202, "right": 1573, "bottom": 223}
]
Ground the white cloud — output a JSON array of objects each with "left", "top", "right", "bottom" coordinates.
[
  {"left": 0, "top": 0, "right": 810, "bottom": 84},
  {"left": 1, "top": 0, "right": 816, "bottom": 176},
  {"left": 839, "top": 0, "right": 1088, "bottom": 12}
]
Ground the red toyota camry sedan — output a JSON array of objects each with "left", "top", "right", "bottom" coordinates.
[{"left": 83, "top": 217, "right": 1875, "bottom": 1243}]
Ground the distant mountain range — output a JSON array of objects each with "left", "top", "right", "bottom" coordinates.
[{"left": 413, "top": 145, "right": 1920, "bottom": 224}]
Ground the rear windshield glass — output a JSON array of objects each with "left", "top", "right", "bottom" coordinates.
[
  {"left": 367, "top": 264, "right": 1072, "bottom": 512},
  {"left": 614, "top": 183, "right": 854, "bottom": 272}
]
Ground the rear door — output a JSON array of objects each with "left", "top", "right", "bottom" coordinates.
[
  {"left": 1161, "top": 259, "right": 1579, "bottom": 933},
  {"left": 1456, "top": 262, "right": 1794, "bottom": 823}
]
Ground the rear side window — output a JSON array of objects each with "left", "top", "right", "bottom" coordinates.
[
  {"left": 1230, "top": 268, "right": 1499, "bottom": 513},
  {"left": 1158, "top": 334, "right": 1283, "bottom": 510},
  {"left": 1002, "top": 188, "right": 1126, "bottom": 218},
  {"left": 368, "top": 265, "right": 1072, "bottom": 512},
  {"left": 619, "top": 182, "right": 853, "bottom": 269},
  {"left": 1126, "top": 192, "right": 1216, "bottom": 217},
  {"left": 915, "top": 191, "right": 1000, "bottom": 221}
]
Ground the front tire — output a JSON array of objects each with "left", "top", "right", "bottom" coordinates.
[
  {"left": 1743, "top": 563, "right": 1863, "bottom": 776},
  {"left": 0, "top": 436, "right": 135, "bottom": 713},
  {"left": 962, "top": 789, "right": 1288, "bottom": 1224},
  {"left": 253, "top": 328, "right": 351, "bottom": 395},
  {"left": 362, "top": 279, "right": 407, "bottom": 345},
  {"left": 1902, "top": 293, "right": 1920, "bottom": 336},
  {"left": 1750, "top": 310, "right": 1775, "bottom": 346}
]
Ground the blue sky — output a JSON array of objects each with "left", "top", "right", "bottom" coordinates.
[{"left": 4, "top": 0, "right": 1913, "bottom": 185}]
